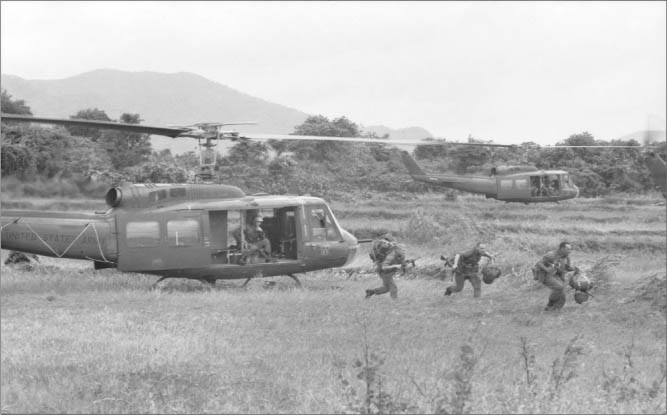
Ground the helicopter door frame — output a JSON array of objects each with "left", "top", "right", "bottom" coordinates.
[
  {"left": 117, "top": 212, "right": 166, "bottom": 271},
  {"left": 162, "top": 211, "right": 210, "bottom": 270},
  {"left": 528, "top": 174, "right": 562, "bottom": 200},
  {"left": 496, "top": 177, "right": 531, "bottom": 201}
]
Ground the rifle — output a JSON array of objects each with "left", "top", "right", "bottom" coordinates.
[
  {"left": 401, "top": 257, "right": 420, "bottom": 272},
  {"left": 439, "top": 255, "right": 456, "bottom": 280},
  {"left": 440, "top": 255, "right": 455, "bottom": 268}
]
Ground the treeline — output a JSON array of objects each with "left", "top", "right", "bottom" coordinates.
[
  {"left": 413, "top": 134, "right": 666, "bottom": 197},
  {"left": 1, "top": 90, "right": 665, "bottom": 199}
]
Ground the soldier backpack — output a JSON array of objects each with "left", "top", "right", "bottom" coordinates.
[
  {"left": 482, "top": 265, "right": 502, "bottom": 284},
  {"left": 370, "top": 239, "right": 405, "bottom": 264}
]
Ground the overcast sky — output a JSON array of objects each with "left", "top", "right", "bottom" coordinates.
[{"left": 2, "top": 1, "right": 665, "bottom": 145}]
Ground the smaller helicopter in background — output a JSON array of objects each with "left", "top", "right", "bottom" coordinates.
[
  {"left": 399, "top": 136, "right": 666, "bottom": 203},
  {"left": 401, "top": 151, "right": 579, "bottom": 203}
]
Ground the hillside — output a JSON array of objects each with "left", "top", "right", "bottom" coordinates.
[
  {"left": 1, "top": 70, "right": 310, "bottom": 154},
  {"left": 1, "top": 69, "right": 434, "bottom": 153}
]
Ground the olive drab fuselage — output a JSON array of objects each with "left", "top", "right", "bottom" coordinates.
[
  {"left": 1, "top": 183, "right": 359, "bottom": 281},
  {"left": 400, "top": 151, "right": 580, "bottom": 203},
  {"left": 405, "top": 169, "right": 579, "bottom": 203}
]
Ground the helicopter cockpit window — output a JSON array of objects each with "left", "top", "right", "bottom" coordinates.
[
  {"left": 561, "top": 174, "right": 573, "bottom": 189},
  {"left": 308, "top": 206, "right": 341, "bottom": 242},
  {"left": 167, "top": 219, "right": 201, "bottom": 246},
  {"left": 514, "top": 179, "right": 528, "bottom": 190},
  {"left": 126, "top": 221, "right": 160, "bottom": 247}
]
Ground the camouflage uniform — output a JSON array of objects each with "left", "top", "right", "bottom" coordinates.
[
  {"left": 366, "top": 234, "right": 405, "bottom": 300},
  {"left": 445, "top": 245, "right": 493, "bottom": 298},
  {"left": 533, "top": 246, "right": 574, "bottom": 311}
]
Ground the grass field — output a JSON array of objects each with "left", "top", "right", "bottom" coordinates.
[{"left": 1, "top": 192, "right": 665, "bottom": 414}]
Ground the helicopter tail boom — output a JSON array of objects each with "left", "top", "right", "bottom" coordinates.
[
  {"left": 646, "top": 152, "right": 667, "bottom": 198},
  {"left": 1, "top": 210, "right": 117, "bottom": 263},
  {"left": 400, "top": 151, "right": 427, "bottom": 177}
]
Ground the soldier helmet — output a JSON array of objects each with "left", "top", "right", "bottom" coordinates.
[
  {"left": 574, "top": 291, "right": 590, "bottom": 304},
  {"left": 380, "top": 233, "right": 396, "bottom": 242},
  {"left": 482, "top": 266, "right": 502, "bottom": 284}
]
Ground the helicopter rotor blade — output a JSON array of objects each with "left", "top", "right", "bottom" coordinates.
[
  {"left": 240, "top": 134, "right": 518, "bottom": 148},
  {"left": 4, "top": 113, "right": 661, "bottom": 150},
  {"left": 534, "top": 145, "right": 644, "bottom": 149},
  {"left": 195, "top": 122, "right": 257, "bottom": 127},
  {"left": 1, "top": 113, "right": 191, "bottom": 138}
]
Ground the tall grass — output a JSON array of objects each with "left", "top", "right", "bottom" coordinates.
[{"left": 1, "top": 193, "right": 665, "bottom": 413}]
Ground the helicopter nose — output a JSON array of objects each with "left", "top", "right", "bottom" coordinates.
[{"left": 340, "top": 229, "right": 359, "bottom": 266}]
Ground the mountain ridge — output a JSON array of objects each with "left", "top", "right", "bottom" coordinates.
[{"left": 1, "top": 69, "right": 434, "bottom": 153}]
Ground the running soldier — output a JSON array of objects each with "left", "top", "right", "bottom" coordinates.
[
  {"left": 533, "top": 241, "right": 575, "bottom": 311},
  {"left": 444, "top": 242, "right": 494, "bottom": 298},
  {"left": 365, "top": 233, "right": 405, "bottom": 300}
]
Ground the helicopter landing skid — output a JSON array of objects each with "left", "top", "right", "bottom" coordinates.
[
  {"left": 288, "top": 274, "right": 302, "bottom": 288},
  {"left": 151, "top": 276, "right": 215, "bottom": 290},
  {"left": 240, "top": 273, "right": 302, "bottom": 288}
]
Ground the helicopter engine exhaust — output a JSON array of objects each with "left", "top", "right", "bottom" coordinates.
[{"left": 105, "top": 187, "right": 123, "bottom": 208}]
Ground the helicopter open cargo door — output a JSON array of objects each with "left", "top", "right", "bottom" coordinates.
[{"left": 117, "top": 211, "right": 210, "bottom": 272}]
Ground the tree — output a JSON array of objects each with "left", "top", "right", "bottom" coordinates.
[
  {"left": 67, "top": 108, "right": 112, "bottom": 140},
  {"left": 1, "top": 122, "right": 111, "bottom": 179},
  {"left": 448, "top": 137, "right": 492, "bottom": 173},
  {"left": 1, "top": 89, "right": 32, "bottom": 115},
  {"left": 123, "top": 150, "right": 189, "bottom": 183},
  {"left": 414, "top": 139, "right": 449, "bottom": 160},
  {"left": 0, "top": 143, "right": 34, "bottom": 177},
  {"left": 67, "top": 109, "right": 151, "bottom": 170},
  {"left": 289, "top": 115, "right": 361, "bottom": 161},
  {"left": 102, "top": 113, "right": 152, "bottom": 169},
  {"left": 1, "top": 91, "right": 34, "bottom": 175}
]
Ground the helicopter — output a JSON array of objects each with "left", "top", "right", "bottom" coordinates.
[
  {"left": 399, "top": 138, "right": 667, "bottom": 203},
  {"left": 400, "top": 151, "right": 579, "bottom": 203},
  {"left": 2, "top": 113, "right": 496, "bottom": 286},
  {"left": 0, "top": 114, "right": 376, "bottom": 287}
]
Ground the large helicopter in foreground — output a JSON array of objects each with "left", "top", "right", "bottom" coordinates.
[{"left": 0, "top": 113, "right": 495, "bottom": 286}]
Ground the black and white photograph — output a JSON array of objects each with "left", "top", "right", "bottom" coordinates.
[{"left": 1, "top": 1, "right": 665, "bottom": 413}]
